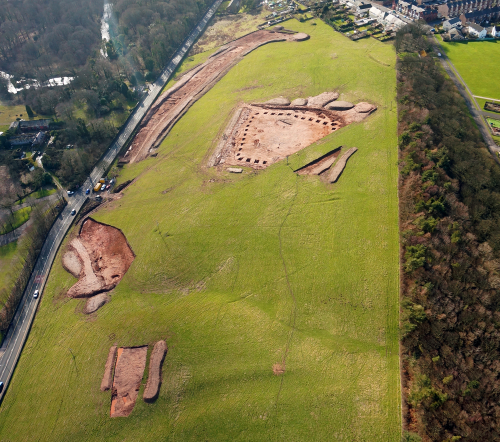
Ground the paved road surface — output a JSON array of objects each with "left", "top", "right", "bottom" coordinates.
[
  {"left": 0, "top": 0, "right": 223, "bottom": 403},
  {"left": 431, "top": 35, "right": 499, "bottom": 156}
]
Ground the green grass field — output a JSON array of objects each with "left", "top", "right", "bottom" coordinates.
[
  {"left": 0, "top": 20, "right": 401, "bottom": 441},
  {"left": 439, "top": 38, "right": 500, "bottom": 100}
]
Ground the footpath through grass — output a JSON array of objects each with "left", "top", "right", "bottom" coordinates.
[
  {"left": 438, "top": 38, "right": 500, "bottom": 100},
  {"left": 0, "top": 20, "right": 400, "bottom": 441}
]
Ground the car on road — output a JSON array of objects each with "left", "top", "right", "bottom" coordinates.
[
  {"left": 0, "top": 382, "right": 3, "bottom": 393},
  {"left": 33, "top": 290, "right": 39, "bottom": 298},
  {"left": 85, "top": 188, "right": 90, "bottom": 195},
  {"left": 71, "top": 209, "right": 76, "bottom": 216},
  {"left": 67, "top": 190, "right": 74, "bottom": 196}
]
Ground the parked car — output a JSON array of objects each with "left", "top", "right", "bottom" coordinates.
[
  {"left": 71, "top": 209, "right": 76, "bottom": 215},
  {"left": 34, "top": 290, "right": 39, "bottom": 298},
  {"left": 85, "top": 188, "right": 90, "bottom": 195}
]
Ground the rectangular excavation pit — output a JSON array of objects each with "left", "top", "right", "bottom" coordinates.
[{"left": 110, "top": 346, "right": 148, "bottom": 417}]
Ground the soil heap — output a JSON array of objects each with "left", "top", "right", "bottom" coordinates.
[{"left": 62, "top": 218, "right": 135, "bottom": 298}]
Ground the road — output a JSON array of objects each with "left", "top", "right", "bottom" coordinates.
[
  {"left": 0, "top": 0, "right": 223, "bottom": 403},
  {"left": 431, "top": 35, "right": 499, "bottom": 156}
]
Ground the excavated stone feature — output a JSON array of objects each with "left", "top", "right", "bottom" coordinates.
[
  {"left": 63, "top": 218, "right": 135, "bottom": 298},
  {"left": 354, "top": 102, "right": 376, "bottom": 113},
  {"left": 307, "top": 92, "right": 339, "bottom": 108},
  {"left": 124, "top": 30, "right": 309, "bottom": 164},
  {"left": 265, "top": 97, "right": 290, "bottom": 106},
  {"left": 291, "top": 98, "right": 308, "bottom": 106},
  {"left": 291, "top": 32, "right": 310, "bottom": 41},
  {"left": 85, "top": 293, "right": 110, "bottom": 314},
  {"left": 326, "top": 101, "right": 354, "bottom": 110},
  {"left": 211, "top": 97, "right": 375, "bottom": 170}
]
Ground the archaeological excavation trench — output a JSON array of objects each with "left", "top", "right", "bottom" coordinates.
[
  {"left": 122, "top": 29, "right": 309, "bottom": 164},
  {"left": 62, "top": 218, "right": 135, "bottom": 301},
  {"left": 100, "top": 341, "right": 168, "bottom": 417},
  {"left": 209, "top": 93, "right": 375, "bottom": 170}
]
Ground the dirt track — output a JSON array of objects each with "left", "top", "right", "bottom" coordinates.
[
  {"left": 110, "top": 346, "right": 148, "bottom": 417},
  {"left": 62, "top": 218, "right": 135, "bottom": 298},
  {"left": 124, "top": 30, "right": 309, "bottom": 164}
]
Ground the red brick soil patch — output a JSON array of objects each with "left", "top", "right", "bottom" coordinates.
[
  {"left": 110, "top": 346, "right": 148, "bottom": 417},
  {"left": 62, "top": 218, "right": 135, "bottom": 298}
]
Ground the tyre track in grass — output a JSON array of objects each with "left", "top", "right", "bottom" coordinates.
[{"left": 273, "top": 172, "right": 299, "bottom": 439}]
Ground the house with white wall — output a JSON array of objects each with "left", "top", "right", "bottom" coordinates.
[{"left": 468, "top": 23, "right": 487, "bottom": 38}]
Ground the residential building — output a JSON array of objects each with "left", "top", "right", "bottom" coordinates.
[
  {"left": 443, "top": 17, "right": 462, "bottom": 30},
  {"left": 448, "top": 27, "right": 465, "bottom": 38},
  {"left": 459, "top": 5, "right": 500, "bottom": 23},
  {"left": 468, "top": 22, "right": 487, "bottom": 36},
  {"left": 487, "top": 24, "right": 500, "bottom": 35}
]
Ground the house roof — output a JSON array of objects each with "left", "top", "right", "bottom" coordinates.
[
  {"left": 445, "top": 17, "right": 461, "bottom": 25},
  {"left": 464, "top": 6, "right": 500, "bottom": 19},
  {"left": 469, "top": 23, "right": 485, "bottom": 32},
  {"left": 449, "top": 28, "right": 463, "bottom": 36}
]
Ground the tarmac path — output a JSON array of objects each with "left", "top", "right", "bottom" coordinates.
[{"left": 0, "top": 0, "right": 223, "bottom": 404}]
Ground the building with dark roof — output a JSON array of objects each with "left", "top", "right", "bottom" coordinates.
[
  {"left": 460, "top": 5, "right": 500, "bottom": 23},
  {"left": 18, "top": 119, "right": 52, "bottom": 133},
  {"left": 443, "top": 17, "right": 462, "bottom": 29}
]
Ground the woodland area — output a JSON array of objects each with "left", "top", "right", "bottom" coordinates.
[
  {"left": 397, "top": 24, "right": 500, "bottom": 442},
  {"left": 0, "top": 0, "right": 213, "bottom": 191}
]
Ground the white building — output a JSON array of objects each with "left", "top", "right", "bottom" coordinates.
[{"left": 468, "top": 23, "right": 487, "bottom": 38}]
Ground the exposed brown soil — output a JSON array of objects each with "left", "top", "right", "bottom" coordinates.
[
  {"left": 326, "top": 147, "right": 358, "bottom": 183},
  {"left": 101, "top": 346, "right": 117, "bottom": 391},
  {"left": 110, "top": 346, "right": 148, "bottom": 417},
  {"left": 124, "top": 30, "right": 309, "bottom": 164},
  {"left": 296, "top": 146, "right": 342, "bottom": 176},
  {"left": 143, "top": 340, "right": 168, "bottom": 403},
  {"left": 85, "top": 293, "right": 110, "bottom": 314},
  {"left": 210, "top": 96, "right": 375, "bottom": 170},
  {"left": 63, "top": 218, "right": 135, "bottom": 298},
  {"left": 273, "top": 363, "right": 286, "bottom": 375}
]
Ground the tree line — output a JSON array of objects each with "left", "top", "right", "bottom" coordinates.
[{"left": 397, "top": 23, "right": 500, "bottom": 442}]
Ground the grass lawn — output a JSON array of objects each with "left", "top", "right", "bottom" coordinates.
[
  {"left": 438, "top": 38, "right": 500, "bottom": 100},
  {"left": 0, "top": 20, "right": 400, "bottom": 441},
  {"left": 0, "top": 104, "right": 28, "bottom": 125},
  {"left": 0, "top": 206, "right": 31, "bottom": 235}
]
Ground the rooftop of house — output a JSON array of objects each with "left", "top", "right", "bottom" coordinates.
[{"left": 469, "top": 22, "right": 485, "bottom": 31}]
